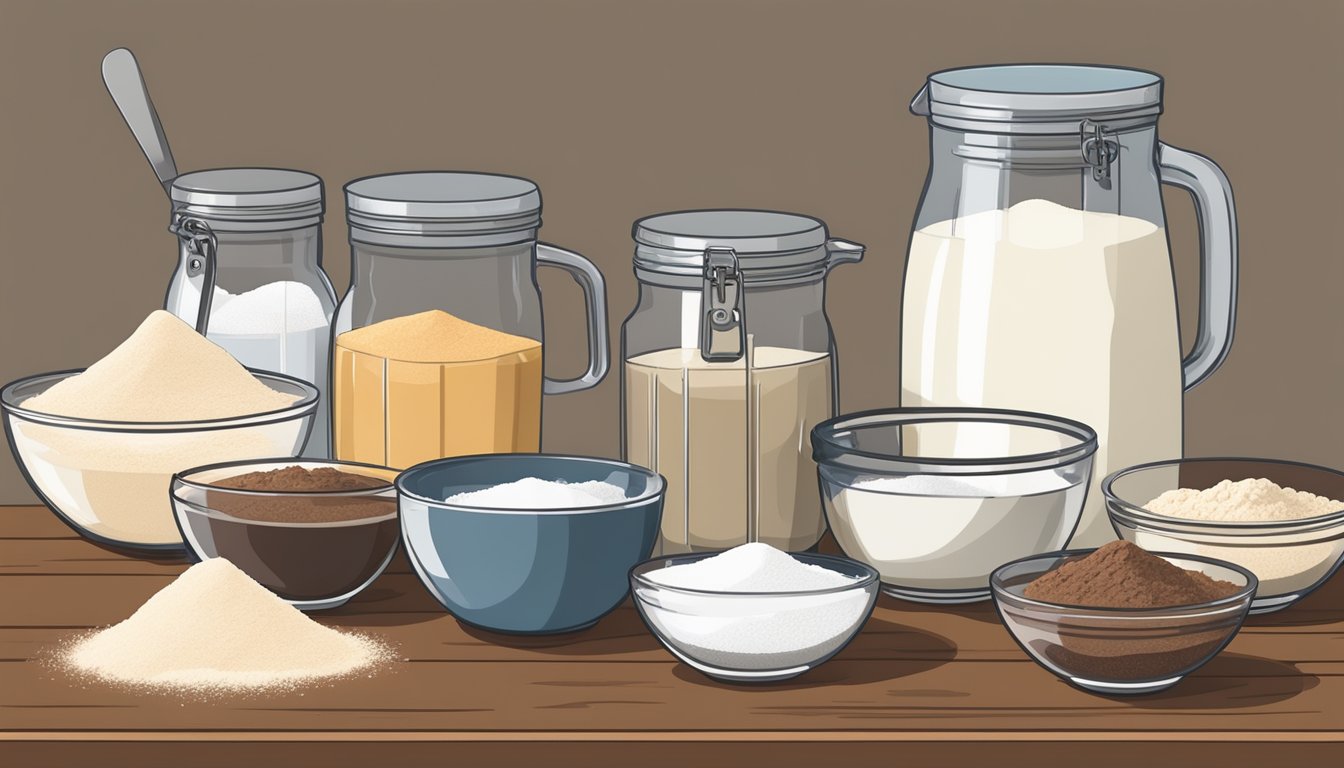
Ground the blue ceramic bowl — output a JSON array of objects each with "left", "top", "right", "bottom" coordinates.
[{"left": 398, "top": 454, "right": 665, "bottom": 634}]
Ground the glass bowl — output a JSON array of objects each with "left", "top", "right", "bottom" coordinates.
[
  {"left": 992, "top": 549, "right": 1256, "bottom": 695},
  {"left": 630, "top": 552, "right": 879, "bottom": 683},
  {"left": 1104, "top": 457, "right": 1344, "bottom": 614},
  {"left": 2, "top": 369, "right": 318, "bottom": 554},
  {"left": 398, "top": 454, "right": 665, "bottom": 634},
  {"left": 813, "top": 407, "right": 1097, "bottom": 604},
  {"left": 172, "top": 459, "right": 399, "bottom": 611}
]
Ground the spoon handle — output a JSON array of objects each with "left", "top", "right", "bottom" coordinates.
[{"left": 101, "top": 48, "right": 178, "bottom": 197}]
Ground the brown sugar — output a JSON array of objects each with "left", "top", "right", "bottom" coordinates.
[
  {"left": 334, "top": 309, "right": 540, "bottom": 363},
  {"left": 1025, "top": 540, "right": 1241, "bottom": 609}
]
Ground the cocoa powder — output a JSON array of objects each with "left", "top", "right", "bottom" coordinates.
[
  {"left": 208, "top": 466, "right": 392, "bottom": 524},
  {"left": 1025, "top": 540, "right": 1240, "bottom": 608}
]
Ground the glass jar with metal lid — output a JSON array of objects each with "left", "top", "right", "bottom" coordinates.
[
  {"left": 165, "top": 167, "right": 336, "bottom": 458},
  {"left": 621, "top": 209, "right": 864, "bottom": 554},
  {"left": 335, "top": 171, "right": 609, "bottom": 470}
]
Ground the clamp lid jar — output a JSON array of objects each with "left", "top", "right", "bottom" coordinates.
[{"left": 621, "top": 209, "right": 864, "bottom": 554}]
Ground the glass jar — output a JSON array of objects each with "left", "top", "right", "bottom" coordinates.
[
  {"left": 165, "top": 168, "right": 336, "bottom": 458},
  {"left": 335, "top": 171, "right": 609, "bottom": 470},
  {"left": 621, "top": 210, "right": 864, "bottom": 554},
  {"left": 902, "top": 65, "right": 1238, "bottom": 546}
]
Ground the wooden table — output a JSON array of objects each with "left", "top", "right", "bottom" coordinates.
[{"left": 1, "top": 505, "right": 1341, "bottom": 767}]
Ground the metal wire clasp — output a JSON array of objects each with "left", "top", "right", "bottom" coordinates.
[
  {"left": 1080, "top": 119, "right": 1120, "bottom": 187},
  {"left": 699, "top": 246, "right": 746, "bottom": 362},
  {"left": 170, "top": 216, "right": 219, "bottom": 335}
]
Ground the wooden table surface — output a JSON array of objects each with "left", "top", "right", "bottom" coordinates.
[{"left": 1, "top": 504, "right": 1341, "bottom": 767}]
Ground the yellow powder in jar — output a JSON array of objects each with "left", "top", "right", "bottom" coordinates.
[{"left": 333, "top": 310, "right": 542, "bottom": 469}]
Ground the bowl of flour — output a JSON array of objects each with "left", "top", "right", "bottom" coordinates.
[
  {"left": 630, "top": 543, "right": 880, "bottom": 683},
  {"left": 2, "top": 311, "right": 318, "bottom": 553},
  {"left": 1104, "top": 457, "right": 1344, "bottom": 614}
]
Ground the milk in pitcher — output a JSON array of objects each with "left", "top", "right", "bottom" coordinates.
[{"left": 901, "top": 199, "right": 1183, "bottom": 546}]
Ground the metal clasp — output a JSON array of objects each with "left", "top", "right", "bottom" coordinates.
[
  {"left": 699, "top": 246, "right": 745, "bottom": 362},
  {"left": 170, "top": 216, "right": 219, "bottom": 335},
  {"left": 1080, "top": 119, "right": 1120, "bottom": 188}
]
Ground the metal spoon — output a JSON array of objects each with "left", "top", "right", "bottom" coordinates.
[
  {"left": 101, "top": 48, "right": 178, "bottom": 199},
  {"left": 101, "top": 48, "right": 216, "bottom": 334}
]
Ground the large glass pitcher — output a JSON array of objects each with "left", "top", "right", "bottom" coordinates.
[
  {"left": 335, "top": 171, "right": 609, "bottom": 469},
  {"left": 621, "top": 210, "right": 864, "bottom": 554},
  {"left": 165, "top": 168, "right": 336, "bottom": 458},
  {"left": 902, "top": 65, "right": 1238, "bottom": 547}
]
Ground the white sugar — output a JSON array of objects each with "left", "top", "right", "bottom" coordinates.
[
  {"left": 208, "top": 281, "right": 329, "bottom": 335},
  {"left": 443, "top": 477, "right": 629, "bottom": 508},
  {"left": 646, "top": 542, "right": 855, "bottom": 592}
]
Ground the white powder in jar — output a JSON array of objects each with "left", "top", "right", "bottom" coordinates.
[
  {"left": 208, "top": 281, "right": 329, "bottom": 334},
  {"left": 639, "top": 543, "right": 869, "bottom": 672},
  {"left": 1146, "top": 478, "right": 1343, "bottom": 522},
  {"left": 443, "top": 477, "right": 629, "bottom": 508},
  {"left": 64, "top": 558, "right": 391, "bottom": 692}
]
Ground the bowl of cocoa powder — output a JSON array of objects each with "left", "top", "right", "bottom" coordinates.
[
  {"left": 991, "top": 540, "right": 1256, "bottom": 695},
  {"left": 171, "top": 459, "right": 399, "bottom": 611}
]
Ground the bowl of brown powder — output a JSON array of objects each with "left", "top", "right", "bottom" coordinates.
[
  {"left": 1, "top": 311, "right": 319, "bottom": 554},
  {"left": 991, "top": 541, "right": 1256, "bottom": 695},
  {"left": 1104, "top": 458, "right": 1344, "bottom": 614},
  {"left": 172, "top": 460, "right": 399, "bottom": 610}
]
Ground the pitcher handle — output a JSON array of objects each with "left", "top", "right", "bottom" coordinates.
[
  {"left": 1158, "top": 143, "right": 1238, "bottom": 390},
  {"left": 536, "top": 242, "right": 610, "bottom": 395}
]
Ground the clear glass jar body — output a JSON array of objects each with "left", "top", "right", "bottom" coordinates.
[
  {"left": 332, "top": 240, "right": 544, "bottom": 470},
  {"left": 622, "top": 274, "right": 840, "bottom": 555},
  {"left": 165, "top": 224, "right": 336, "bottom": 457},
  {"left": 902, "top": 121, "right": 1235, "bottom": 547}
]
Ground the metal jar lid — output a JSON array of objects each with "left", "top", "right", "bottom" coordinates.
[
  {"left": 910, "top": 64, "right": 1164, "bottom": 134},
  {"left": 170, "top": 168, "right": 324, "bottom": 231},
  {"left": 633, "top": 209, "right": 834, "bottom": 283},
  {"left": 344, "top": 171, "right": 542, "bottom": 247}
]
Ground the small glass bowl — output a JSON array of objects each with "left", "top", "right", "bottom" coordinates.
[
  {"left": 630, "top": 552, "right": 880, "bottom": 683},
  {"left": 172, "top": 459, "right": 399, "bottom": 611},
  {"left": 813, "top": 407, "right": 1097, "bottom": 604},
  {"left": 991, "top": 549, "right": 1256, "bottom": 695},
  {"left": 2, "top": 369, "right": 318, "bottom": 554},
  {"left": 1104, "top": 458, "right": 1344, "bottom": 614}
]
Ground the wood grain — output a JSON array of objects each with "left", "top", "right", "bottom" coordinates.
[{"left": 1, "top": 505, "right": 1341, "bottom": 766}]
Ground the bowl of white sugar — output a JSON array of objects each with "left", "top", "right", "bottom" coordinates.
[
  {"left": 812, "top": 408, "right": 1098, "bottom": 604},
  {"left": 2, "top": 311, "right": 318, "bottom": 554},
  {"left": 397, "top": 454, "right": 664, "bottom": 634},
  {"left": 1104, "top": 457, "right": 1344, "bottom": 614},
  {"left": 630, "top": 543, "right": 879, "bottom": 682}
]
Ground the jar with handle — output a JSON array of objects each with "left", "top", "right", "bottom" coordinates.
[
  {"left": 902, "top": 65, "right": 1237, "bottom": 547},
  {"left": 334, "top": 171, "right": 609, "bottom": 470}
]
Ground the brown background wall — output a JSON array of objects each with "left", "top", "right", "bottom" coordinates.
[{"left": 0, "top": 0, "right": 1340, "bottom": 503}]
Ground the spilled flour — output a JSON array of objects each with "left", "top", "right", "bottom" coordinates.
[{"left": 63, "top": 558, "right": 391, "bottom": 693}]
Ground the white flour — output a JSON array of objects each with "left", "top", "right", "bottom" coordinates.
[
  {"left": 64, "top": 558, "right": 390, "bottom": 692},
  {"left": 1147, "top": 478, "right": 1343, "bottom": 522},
  {"left": 443, "top": 477, "right": 628, "bottom": 508}
]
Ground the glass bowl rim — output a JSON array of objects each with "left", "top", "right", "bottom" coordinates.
[
  {"left": 630, "top": 550, "right": 880, "bottom": 597},
  {"left": 396, "top": 453, "right": 667, "bottom": 514},
  {"left": 812, "top": 407, "right": 1099, "bottom": 475},
  {"left": 1103, "top": 457, "right": 1344, "bottom": 532},
  {"left": 1, "top": 368, "right": 319, "bottom": 431},
  {"left": 990, "top": 547, "right": 1258, "bottom": 615}
]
